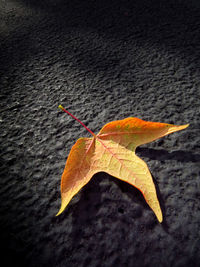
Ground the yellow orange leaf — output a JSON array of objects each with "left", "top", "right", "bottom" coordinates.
[{"left": 57, "top": 106, "right": 189, "bottom": 222}]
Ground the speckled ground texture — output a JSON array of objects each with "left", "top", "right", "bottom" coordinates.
[{"left": 0, "top": 0, "right": 200, "bottom": 266}]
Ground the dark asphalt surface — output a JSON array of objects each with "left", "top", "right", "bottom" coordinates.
[{"left": 0, "top": 0, "right": 200, "bottom": 266}]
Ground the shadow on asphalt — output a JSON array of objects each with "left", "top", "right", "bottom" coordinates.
[{"left": 1, "top": 0, "right": 200, "bottom": 78}]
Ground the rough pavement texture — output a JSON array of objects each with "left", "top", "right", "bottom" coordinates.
[{"left": 0, "top": 0, "right": 200, "bottom": 266}]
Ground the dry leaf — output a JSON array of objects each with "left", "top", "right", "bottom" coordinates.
[{"left": 57, "top": 105, "right": 189, "bottom": 222}]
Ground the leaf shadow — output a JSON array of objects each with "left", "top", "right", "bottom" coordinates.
[
  {"left": 55, "top": 169, "right": 165, "bottom": 255},
  {"left": 54, "top": 146, "right": 195, "bottom": 242},
  {"left": 111, "top": 172, "right": 168, "bottom": 229},
  {"left": 137, "top": 147, "right": 200, "bottom": 163},
  {"left": 54, "top": 172, "right": 106, "bottom": 262}
]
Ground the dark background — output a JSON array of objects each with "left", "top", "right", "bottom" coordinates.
[{"left": 0, "top": 0, "right": 200, "bottom": 266}]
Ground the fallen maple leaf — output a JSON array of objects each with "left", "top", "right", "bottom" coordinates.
[{"left": 57, "top": 105, "right": 189, "bottom": 222}]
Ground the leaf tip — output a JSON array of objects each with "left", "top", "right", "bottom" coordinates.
[
  {"left": 178, "top": 123, "right": 189, "bottom": 130},
  {"left": 56, "top": 207, "right": 64, "bottom": 217},
  {"left": 56, "top": 197, "right": 69, "bottom": 217},
  {"left": 55, "top": 211, "right": 61, "bottom": 217},
  {"left": 158, "top": 214, "right": 163, "bottom": 223},
  {"left": 154, "top": 206, "right": 163, "bottom": 223},
  {"left": 178, "top": 123, "right": 190, "bottom": 131},
  {"left": 166, "top": 123, "right": 189, "bottom": 135}
]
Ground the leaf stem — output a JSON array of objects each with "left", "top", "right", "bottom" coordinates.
[{"left": 58, "top": 105, "right": 96, "bottom": 137}]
